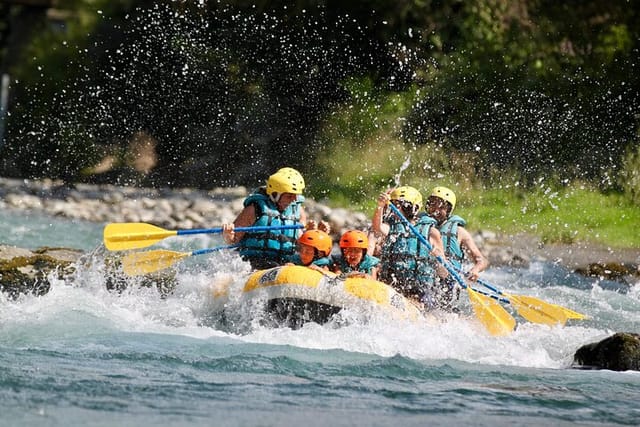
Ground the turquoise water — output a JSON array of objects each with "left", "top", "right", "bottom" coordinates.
[{"left": 1, "top": 209, "right": 639, "bottom": 426}]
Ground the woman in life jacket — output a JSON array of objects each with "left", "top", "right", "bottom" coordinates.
[
  {"left": 424, "top": 186, "right": 488, "bottom": 311},
  {"left": 332, "top": 230, "right": 380, "bottom": 280},
  {"left": 288, "top": 229, "right": 334, "bottom": 271},
  {"left": 372, "top": 186, "right": 448, "bottom": 308},
  {"left": 222, "top": 167, "right": 310, "bottom": 270}
]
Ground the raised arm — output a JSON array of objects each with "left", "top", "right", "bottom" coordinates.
[{"left": 372, "top": 191, "right": 391, "bottom": 237}]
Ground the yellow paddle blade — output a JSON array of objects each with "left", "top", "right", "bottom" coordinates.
[
  {"left": 507, "top": 294, "right": 567, "bottom": 326},
  {"left": 467, "top": 287, "right": 516, "bottom": 336},
  {"left": 104, "top": 223, "right": 178, "bottom": 251},
  {"left": 548, "top": 302, "right": 589, "bottom": 320},
  {"left": 122, "top": 250, "right": 189, "bottom": 276}
]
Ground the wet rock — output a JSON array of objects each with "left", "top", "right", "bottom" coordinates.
[
  {"left": 573, "top": 332, "right": 640, "bottom": 371},
  {"left": 0, "top": 244, "right": 177, "bottom": 299},
  {"left": 575, "top": 262, "right": 640, "bottom": 283},
  {"left": 0, "top": 245, "right": 82, "bottom": 299}
]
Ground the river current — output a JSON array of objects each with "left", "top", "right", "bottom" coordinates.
[{"left": 0, "top": 209, "right": 639, "bottom": 426}]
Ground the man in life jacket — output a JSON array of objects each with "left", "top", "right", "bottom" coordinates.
[
  {"left": 222, "top": 167, "right": 311, "bottom": 269},
  {"left": 372, "top": 186, "right": 448, "bottom": 309},
  {"left": 425, "top": 186, "right": 489, "bottom": 308}
]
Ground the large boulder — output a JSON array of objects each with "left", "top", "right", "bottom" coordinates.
[{"left": 573, "top": 332, "right": 640, "bottom": 371}]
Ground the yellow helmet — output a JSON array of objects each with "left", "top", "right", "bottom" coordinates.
[
  {"left": 266, "top": 167, "right": 305, "bottom": 195},
  {"left": 390, "top": 186, "right": 423, "bottom": 210},
  {"left": 431, "top": 186, "right": 456, "bottom": 212}
]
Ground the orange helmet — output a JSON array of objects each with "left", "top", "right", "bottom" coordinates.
[
  {"left": 297, "top": 230, "right": 332, "bottom": 256},
  {"left": 339, "top": 230, "right": 368, "bottom": 250}
]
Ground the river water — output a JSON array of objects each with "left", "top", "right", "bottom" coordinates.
[{"left": 0, "top": 209, "right": 639, "bottom": 426}]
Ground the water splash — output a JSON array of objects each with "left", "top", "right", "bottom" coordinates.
[{"left": 393, "top": 156, "right": 411, "bottom": 186}]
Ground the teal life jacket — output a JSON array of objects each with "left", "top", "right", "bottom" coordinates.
[
  {"left": 379, "top": 214, "right": 437, "bottom": 289},
  {"left": 437, "top": 214, "right": 466, "bottom": 270},
  {"left": 334, "top": 253, "right": 380, "bottom": 275},
  {"left": 238, "top": 189, "right": 304, "bottom": 263},
  {"left": 288, "top": 253, "right": 333, "bottom": 268}
]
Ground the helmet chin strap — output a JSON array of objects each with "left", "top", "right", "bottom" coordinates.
[
  {"left": 412, "top": 204, "right": 420, "bottom": 218},
  {"left": 269, "top": 192, "right": 282, "bottom": 203}
]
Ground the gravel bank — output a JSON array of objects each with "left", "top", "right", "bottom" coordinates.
[{"left": 0, "top": 177, "right": 638, "bottom": 278}]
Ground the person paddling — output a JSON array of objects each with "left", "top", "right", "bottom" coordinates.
[
  {"left": 426, "top": 186, "right": 488, "bottom": 280},
  {"left": 332, "top": 230, "right": 380, "bottom": 280},
  {"left": 372, "top": 186, "right": 448, "bottom": 309},
  {"left": 425, "top": 186, "right": 489, "bottom": 309},
  {"left": 222, "top": 167, "right": 310, "bottom": 269}
]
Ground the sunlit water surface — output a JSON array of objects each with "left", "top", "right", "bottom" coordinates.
[{"left": 1, "top": 209, "right": 639, "bottom": 426}]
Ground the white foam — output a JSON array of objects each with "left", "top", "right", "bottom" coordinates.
[{"left": 1, "top": 252, "right": 632, "bottom": 369}]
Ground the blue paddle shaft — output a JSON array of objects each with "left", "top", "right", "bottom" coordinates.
[
  {"left": 176, "top": 224, "right": 304, "bottom": 236},
  {"left": 191, "top": 244, "right": 239, "bottom": 256},
  {"left": 476, "top": 277, "right": 503, "bottom": 295},
  {"left": 387, "top": 203, "right": 511, "bottom": 301},
  {"left": 387, "top": 203, "right": 468, "bottom": 289}
]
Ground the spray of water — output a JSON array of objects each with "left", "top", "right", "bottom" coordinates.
[{"left": 393, "top": 156, "right": 412, "bottom": 187}]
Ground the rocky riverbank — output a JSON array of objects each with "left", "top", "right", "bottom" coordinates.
[{"left": 0, "top": 176, "right": 638, "bottom": 279}]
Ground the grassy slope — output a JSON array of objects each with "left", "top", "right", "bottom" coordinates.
[
  {"left": 464, "top": 187, "right": 639, "bottom": 248},
  {"left": 312, "top": 143, "right": 639, "bottom": 249}
]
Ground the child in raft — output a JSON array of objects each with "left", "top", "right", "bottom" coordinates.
[
  {"left": 287, "top": 229, "right": 334, "bottom": 271},
  {"left": 332, "top": 230, "right": 380, "bottom": 280}
]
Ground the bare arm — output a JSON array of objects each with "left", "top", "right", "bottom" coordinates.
[
  {"left": 372, "top": 191, "right": 391, "bottom": 237},
  {"left": 366, "top": 230, "right": 380, "bottom": 257},
  {"left": 369, "top": 265, "right": 379, "bottom": 281},
  {"left": 458, "top": 226, "right": 489, "bottom": 281},
  {"left": 222, "top": 204, "right": 257, "bottom": 244}
]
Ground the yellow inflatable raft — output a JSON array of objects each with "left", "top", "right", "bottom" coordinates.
[{"left": 214, "top": 265, "right": 424, "bottom": 329}]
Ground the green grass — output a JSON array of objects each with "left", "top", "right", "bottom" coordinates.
[
  {"left": 463, "top": 186, "right": 640, "bottom": 248},
  {"left": 317, "top": 182, "right": 639, "bottom": 249},
  {"left": 309, "top": 142, "right": 640, "bottom": 249}
]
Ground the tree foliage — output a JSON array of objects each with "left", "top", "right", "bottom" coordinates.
[
  {"left": 403, "top": 0, "right": 640, "bottom": 184},
  {"left": 0, "top": 0, "right": 638, "bottom": 197}
]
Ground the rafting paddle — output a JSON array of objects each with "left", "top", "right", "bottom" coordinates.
[
  {"left": 122, "top": 244, "right": 239, "bottom": 276},
  {"left": 475, "top": 277, "right": 587, "bottom": 324},
  {"left": 387, "top": 203, "right": 516, "bottom": 336},
  {"left": 385, "top": 201, "right": 585, "bottom": 326},
  {"left": 547, "top": 303, "right": 588, "bottom": 320},
  {"left": 475, "top": 278, "right": 566, "bottom": 325},
  {"left": 465, "top": 286, "right": 578, "bottom": 328},
  {"left": 104, "top": 222, "right": 304, "bottom": 251}
]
